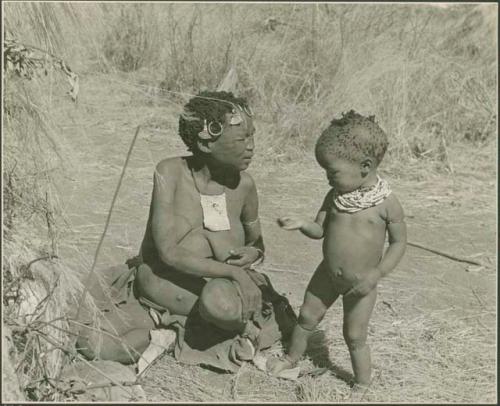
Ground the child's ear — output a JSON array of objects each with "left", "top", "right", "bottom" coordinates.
[
  {"left": 196, "top": 138, "right": 212, "bottom": 154},
  {"left": 360, "top": 158, "right": 374, "bottom": 176}
]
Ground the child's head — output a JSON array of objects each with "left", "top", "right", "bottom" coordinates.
[
  {"left": 315, "top": 110, "right": 388, "bottom": 193},
  {"left": 179, "top": 90, "right": 251, "bottom": 153}
]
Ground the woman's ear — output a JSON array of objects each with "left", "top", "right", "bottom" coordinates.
[
  {"left": 196, "top": 138, "right": 212, "bottom": 154},
  {"left": 360, "top": 158, "right": 374, "bottom": 176}
]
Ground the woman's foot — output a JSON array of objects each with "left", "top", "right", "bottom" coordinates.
[{"left": 266, "top": 355, "right": 297, "bottom": 376}]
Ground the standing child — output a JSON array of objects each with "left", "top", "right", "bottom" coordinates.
[{"left": 267, "top": 110, "right": 407, "bottom": 386}]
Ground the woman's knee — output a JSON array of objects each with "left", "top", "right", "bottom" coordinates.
[{"left": 199, "top": 278, "right": 244, "bottom": 331}]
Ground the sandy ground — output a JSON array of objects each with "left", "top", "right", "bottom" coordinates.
[{"left": 52, "top": 75, "right": 496, "bottom": 402}]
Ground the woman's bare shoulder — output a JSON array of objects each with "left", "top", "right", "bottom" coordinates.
[
  {"left": 239, "top": 171, "right": 256, "bottom": 190},
  {"left": 155, "top": 156, "right": 190, "bottom": 176}
]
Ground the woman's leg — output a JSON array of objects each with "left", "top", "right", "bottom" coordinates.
[
  {"left": 198, "top": 278, "right": 246, "bottom": 332},
  {"left": 77, "top": 327, "right": 151, "bottom": 365},
  {"left": 342, "top": 287, "right": 377, "bottom": 385},
  {"left": 76, "top": 296, "right": 155, "bottom": 364},
  {"left": 134, "top": 263, "right": 205, "bottom": 316}
]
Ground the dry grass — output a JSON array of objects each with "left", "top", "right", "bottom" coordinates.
[
  {"left": 3, "top": 235, "right": 104, "bottom": 401},
  {"left": 138, "top": 146, "right": 496, "bottom": 403},
  {"left": 4, "top": 3, "right": 496, "bottom": 161},
  {"left": 2, "top": 2, "right": 497, "bottom": 402},
  {"left": 139, "top": 269, "right": 496, "bottom": 403}
]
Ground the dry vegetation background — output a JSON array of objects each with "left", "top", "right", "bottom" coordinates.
[{"left": 2, "top": 2, "right": 497, "bottom": 403}]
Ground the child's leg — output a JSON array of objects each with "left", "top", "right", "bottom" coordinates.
[
  {"left": 342, "top": 287, "right": 377, "bottom": 385},
  {"left": 268, "top": 263, "right": 339, "bottom": 374}
]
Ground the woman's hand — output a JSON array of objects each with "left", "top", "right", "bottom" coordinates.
[
  {"left": 231, "top": 268, "right": 262, "bottom": 323},
  {"left": 344, "top": 268, "right": 381, "bottom": 298},
  {"left": 226, "top": 246, "right": 261, "bottom": 268}
]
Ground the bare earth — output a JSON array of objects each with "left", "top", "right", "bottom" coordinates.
[{"left": 55, "top": 76, "right": 496, "bottom": 403}]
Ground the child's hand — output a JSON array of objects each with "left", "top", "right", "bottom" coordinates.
[
  {"left": 277, "top": 216, "right": 306, "bottom": 230},
  {"left": 345, "top": 268, "right": 381, "bottom": 298}
]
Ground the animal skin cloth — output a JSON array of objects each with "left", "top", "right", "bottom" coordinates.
[
  {"left": 332, "top": 176, "right": 392, "bottom": 213},
  {"left": 139, "top": 264, "right": 297, "bottom": 373},
  {"left": 82, "top": 258, "right": 297, "bottom": 373}
]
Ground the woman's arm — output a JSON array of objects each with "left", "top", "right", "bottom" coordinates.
[
  {"left": 151, "top": 160, "right": 262, "bottom": 320},
  {"left": 226, "top": 174, "right": 264, "bottom": 267}
]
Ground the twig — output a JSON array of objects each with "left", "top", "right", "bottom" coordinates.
[
  {"left": 67, "top": 380, "right": 137, "bottom": 394},
  {"left": 470, "top": 288, "right": 491, "bottom": 312},
  {"left": 74, "top": 126, "right": 141, "bottom": 323},
  {"left": 407, "top": 241, "right": 489, "bottom": 268},
  {"left": 73, "top": 354, "right": 135, "bottom": 398},
  {"left": 33, "top": 329, "right": 135, "bottom": 397},
  {"left": 20, "top": 254, "right": 59, "bottom": 279},
  {"left": 230, "top": 362, "right": 245, "bottom": 401},
  {"left": 67, "top": 318, "right": 144, "bottom": 360}
]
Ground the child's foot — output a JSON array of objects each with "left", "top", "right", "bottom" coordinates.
[
  {"left": 352, "top": 382, "right": 369, "bottom": 391},
  {"left": 349, "top": 379, "right": 371, "bottom": 394},
  {"left": 266, "top": 355, "right": 296, "bottom": 376}
]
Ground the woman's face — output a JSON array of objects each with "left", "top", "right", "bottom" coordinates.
[{"left": 208, "top": 110, "right": 255, "bottom": 171}]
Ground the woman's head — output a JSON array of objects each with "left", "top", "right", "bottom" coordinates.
[{"left": 179, "top": 91, "right": 256, "bottom": 171}]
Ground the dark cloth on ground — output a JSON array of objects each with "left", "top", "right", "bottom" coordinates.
[{"left": 79, "top": 257, "right": 297, "bottom": 373}]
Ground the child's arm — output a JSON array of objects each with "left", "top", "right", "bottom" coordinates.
[
  {"left": 377, "top": 194, "right": 407, "bottom": 277},
  {"left": 278, "top": 190, "right": 332, "bottom": 239}
]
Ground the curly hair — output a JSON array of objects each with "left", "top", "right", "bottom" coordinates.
[
  {"left": 315, "top": 110, "right": 389, "bottom": 166},
  {"left": 178, "top": 91, "right": 250, "bottom": 152}
]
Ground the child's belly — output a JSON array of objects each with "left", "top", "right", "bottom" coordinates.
[{"left": 322, "top": 218, "right": 386, "bottom": 287}]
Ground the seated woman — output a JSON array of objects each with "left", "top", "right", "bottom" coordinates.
[{"left": 76, "top": 91, "right": 294, "bottom": 367}]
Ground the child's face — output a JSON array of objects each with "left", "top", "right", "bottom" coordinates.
[
  {"left": 317, "top": 154, "right": 367, "bottom": 193},
  {"left": 209, "top": 110, "right": 255, "bottom": 171}
]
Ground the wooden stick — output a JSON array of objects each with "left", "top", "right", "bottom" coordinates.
[
  {"left": 74, "top": 126, "right": 141, "bottom": 323},
  {"left": 407, "top": 241, "right": 489, "bottom": 268},
  {"left": 67, "top": 380, "right": 137, "bottom": 394},
  {"left": 33, "top": 329, "right": 135, "bottom": 397}
]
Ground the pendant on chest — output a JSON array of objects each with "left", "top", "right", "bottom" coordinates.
[{"left": 199, "top": 193, "right": 231, "bottom": 232}]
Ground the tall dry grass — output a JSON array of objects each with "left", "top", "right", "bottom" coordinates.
[
  {"left": 85, "top": 3, "right": 496, "bottom": 166},
  {"left": 3, "top": 4, "right": 102, "bottom": 401},
  {"left": 5, "top": 3, "right": 496, "bottom": 164},
  {"left": 2, "top": 2, "right": 497, "bottom": 401}
]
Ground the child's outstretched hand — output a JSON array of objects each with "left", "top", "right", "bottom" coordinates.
[{"left": 277, "top": 216, "right": 306, "bottom": 230}]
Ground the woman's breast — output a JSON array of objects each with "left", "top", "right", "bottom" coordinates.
[{"left": 205, "top": 221, "right": 245, "bottom": 262}]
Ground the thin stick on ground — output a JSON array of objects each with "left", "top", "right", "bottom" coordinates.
[
  {"left": 407, "top": 241, "right": 489, "bottom": 268},
  {"left": 73, "top": 126, "right": 141, "bottom": 323},
  {"left": 34, "top": 329, "right": 135, "bottom": 397}
]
